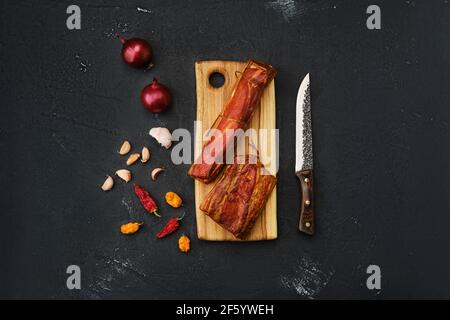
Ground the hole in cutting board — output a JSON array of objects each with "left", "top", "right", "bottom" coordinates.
[{"left": 209, "top": 72, "right": 225, "bottom": 88}]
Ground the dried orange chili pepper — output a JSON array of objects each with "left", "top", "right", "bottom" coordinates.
[
  {"left": 165, "top": 191, "right": 182, "bottom": 208},
  {"left": 156, "top": 212, "right": 185, "bottom": 238},
  {"left": 120, "top": 222, "right": 143, "bottom": 235},
  {"left": 178, "top": 235, "right": 190, "bottom": 253},
  {"left": 134, "top": 184, "right": 160, "bottom": 217}
]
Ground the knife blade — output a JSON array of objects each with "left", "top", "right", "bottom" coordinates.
[{"left": 295, "top": 73, "right": 314, "bottom": 235}]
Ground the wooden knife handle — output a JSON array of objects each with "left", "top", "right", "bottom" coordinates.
[{"left": 296, "top": 170, "right": 314, "bottom": 235}]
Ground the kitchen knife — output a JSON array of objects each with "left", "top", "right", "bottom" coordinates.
[{"left": 295, "top": 73, "right": 314, "bottom": 235}]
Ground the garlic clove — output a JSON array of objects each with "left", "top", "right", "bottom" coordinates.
[
  {"left": 151, "top": 167, "right": 165, "bottom": 181},
  {"left": 149, "top": 127, "right": 172, "bottom": 149},
  {"left": 126, "top": 153, "right": 140, "bottom": 166},
  {"left": 141, "top": 146, "right": 150, "bottom": 163},
  {"left": 118, "top": 140, "right": 131, "bottom": 155},
  {"left": 101, "top": 175, "right": 114, "bottom": 191},
  {"left": 116, "top": 169, "right": 132, "bottom": 182}
]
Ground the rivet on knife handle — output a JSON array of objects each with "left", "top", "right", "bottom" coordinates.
[{"left": 297, "top": 169, "right": 314, "bottom": 235}]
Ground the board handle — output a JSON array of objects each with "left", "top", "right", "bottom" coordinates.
[{"left": 206, "top": 67, "right": 229, "bottom": 91}]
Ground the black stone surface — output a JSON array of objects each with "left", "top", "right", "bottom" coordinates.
[{"left": 0, "top": 0, "right": 449, "bottom": 299}]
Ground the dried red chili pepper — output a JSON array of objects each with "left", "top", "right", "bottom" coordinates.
[
  {"left": 156, "top": 212, "right": 185, "bottom": 238},
  {"left": 134, "top": 184, "right": 160, "bottom": 217}
]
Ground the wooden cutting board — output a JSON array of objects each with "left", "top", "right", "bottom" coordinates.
[{"left": 194, "top": 60, "right": 277, "bottom": 241}]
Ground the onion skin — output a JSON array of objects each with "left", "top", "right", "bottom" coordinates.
[
  {"left": 118, "top": 35, "right": 153, "bottom": 69},
  {"left": 141, "top": 79, "right": 172, "bottom": 113}
]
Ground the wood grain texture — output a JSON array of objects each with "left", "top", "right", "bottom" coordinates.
[{"left": 194, "top": 60, "right": 277, "bottom": 241}]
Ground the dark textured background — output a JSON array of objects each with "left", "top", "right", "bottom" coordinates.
[{"left": 0, "top": 0, "right": 449, "bottom": 299}]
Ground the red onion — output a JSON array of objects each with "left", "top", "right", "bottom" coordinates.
[
  {"left": 141, "top": 78, "right": 172, "bottom": 113},
  {"left": 117, "top": 35, "right": 153, "bottom": 69}
]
